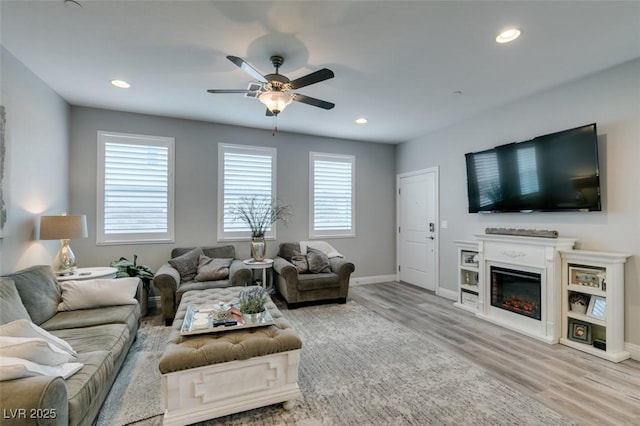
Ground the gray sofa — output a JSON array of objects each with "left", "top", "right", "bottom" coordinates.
[
  {"left": 273, "top": 242, "right": 355, "bottom": 308},
  {"left": 0, "top": 265, "right": 141, "bottom": 426},
  {"left": 153, "top": 246, "right": 252, "bottom": 325}
]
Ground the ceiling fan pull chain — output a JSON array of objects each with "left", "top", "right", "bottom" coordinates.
[{"left": 272, "top": 115, "right": 278, "bottom": 136}]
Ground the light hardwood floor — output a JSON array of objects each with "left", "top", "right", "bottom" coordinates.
[{"left": 348, "top": 281, "right": 640, "bottom": 426}]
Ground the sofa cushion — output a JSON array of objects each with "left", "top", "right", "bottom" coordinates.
[
  {"left": 307, "top": 247, "right": 332, "bottom": 273},
  {"left": 195, "top": 256, "right": 232, "bottom": 281},
  {"left": 3, "top": 265, "right": 61, "bottom": 325},
  {"left": 278, "top": 243, "right": 301, "bottom": 262},
  {"left": 57, "top": 277, "right": 139, "bottom": 311},
  {"left": 0, "top": 278, "right": 31, "bottom": 325},
  {"left": 41, "top": 305, "right": 140, "bottom": 332},
  {"left": 291, "top": 254, "right": 309, "bottom": 273},
  {"left": 169, "top": 247, "right": 204, "bottom": 282}
]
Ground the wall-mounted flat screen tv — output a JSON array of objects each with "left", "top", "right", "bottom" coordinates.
[{"left": 465, "top": 123, "right": 601, "bottom": 213}]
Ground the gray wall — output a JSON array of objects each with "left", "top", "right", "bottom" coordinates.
[
  {"left": 0, "top": 47, "right": 70, "bottom": 274},
  {"left": 397, "top": 59, "right": 640, "bottom": 346},
  {"left": 69, "top": 107, "right": 397, "bottom": 280}
]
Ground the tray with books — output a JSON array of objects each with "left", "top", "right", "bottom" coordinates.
[{"left": 180, "top": 303, "right": 275, "bottom": 336}]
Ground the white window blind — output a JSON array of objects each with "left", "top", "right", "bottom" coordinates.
[
  {"left": 310, "top": 152, "right": 355, "bottom": 238},
  {"left": 517, "top": 146, "right": 540, "bottom": 195},
  {"left": 474, "top": 151, "right": 501, "bottom": 208},
  {"left": 218, "top": 144, "right": 276, "bottom": 240},
  {"left": 97, "top": 131, "right": 174, "bottom": 244}
]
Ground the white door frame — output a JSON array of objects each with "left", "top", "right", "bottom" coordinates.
[{"left": 396, "top": 167, "right": 440, "bottom": 293}]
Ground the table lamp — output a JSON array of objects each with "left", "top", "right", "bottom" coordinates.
[{"left": 40, "top": 214, "right": 88, "bottom": 276}]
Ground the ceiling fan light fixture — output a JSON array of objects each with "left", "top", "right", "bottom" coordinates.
[{"left": 259, "top": 91, "right": 292, "bottom": 115}]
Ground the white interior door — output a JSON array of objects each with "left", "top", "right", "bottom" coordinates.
[{"left": 397, "top": 168, "right": 438, "bottom": 291}]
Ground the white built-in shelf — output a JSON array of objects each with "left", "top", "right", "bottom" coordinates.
[
  {"left": 454, "top": 241, "right": 480, "bottom": 313},
  {"left": 559, "top": 250, "right": 631, "bottom": 363}
]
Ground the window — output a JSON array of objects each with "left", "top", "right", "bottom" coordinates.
[
  {"left": 218, "top": 144, "right": 277, "bottom": 240},
  {"left": 310, "top": 152, "right": 355, "bottom": 238},
  {"left": 97, "top": 131, "right": 174, "bottom": 244}
]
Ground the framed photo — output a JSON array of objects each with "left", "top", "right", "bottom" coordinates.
[
  {"left": 587, "top": 296, "right": 606, "bottom": 321},
  {"left": 568, "top": 319, "right": 592, "bottom": 344}
]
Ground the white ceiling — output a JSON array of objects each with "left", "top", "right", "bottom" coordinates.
[{"left": 2, "top": 1, "right": 639, "bottom": 144}]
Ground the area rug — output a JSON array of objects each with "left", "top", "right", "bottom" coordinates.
[{"left": 96, "top": 302, "right": 576, "bottom": 425}]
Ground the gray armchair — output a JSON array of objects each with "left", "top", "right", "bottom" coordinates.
[
  {"left": 273, "top": 243, "right": 355, "bottom": 308},
  {"left": 153, "top": 246, "right": 251, "bottom": 325}
]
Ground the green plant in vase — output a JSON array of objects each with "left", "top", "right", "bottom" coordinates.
[{"left": 239, "top": 286, "right": 268, "bottom": 314}]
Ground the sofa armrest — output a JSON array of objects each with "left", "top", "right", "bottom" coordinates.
[
  {"left": 273, "top": 256, "right": 301, "bottom": 301},
  {"left": 0, "top": 375, "right": 68, "bottom": 425},
  {"left": 330, "top": 258, "right": 356, "bottom": 284},
  {"left": 229, "top": 260, "right": 252, "bottom": 286},
  {"left": 153, "top": 263, "right": 181, "bottom": 320}
]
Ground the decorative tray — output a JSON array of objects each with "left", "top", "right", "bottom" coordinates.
[{"left": 180, "top": 304, "right": 275, "bottom": 336}]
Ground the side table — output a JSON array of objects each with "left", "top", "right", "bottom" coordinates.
[
  {"left": 57, "top": 266, "right": 118, "bottom": 281},
  {"left": 243, "top": 259, "right": 274, "bottom": 289}
]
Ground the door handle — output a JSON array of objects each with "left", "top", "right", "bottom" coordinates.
[{"left": 428, "top": 236, "right": 435, "bottom": 240}]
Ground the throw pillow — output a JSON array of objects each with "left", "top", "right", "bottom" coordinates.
[
  {"left": 194, "top": 256, "right": 232, "bottom": 281},
  {"left": 168, "top": 247, "right": 204, "bottom": 282},
  {"left": 307, "top": 247, "right": 331, "bottom": 273},
  {"left": 0, "top": 356, "right": 83, "bottom": 381},
  {"left": 57, "top": 277, "right": 139, "bottom": 311},
  {"left": 0, "top": 278, "right": 31, "bottom": 325},
  {"left": 2, "top": 265, "right": 61, "bottom": 325},
  {"left": 0, "top": 336, "right": 77, "bottom": 365},
  {"left": 290, "top": 254, "right": 309, "bottom": 273},
  {"left": 0, "top": 319, "right": 77, "bottom": 357}
]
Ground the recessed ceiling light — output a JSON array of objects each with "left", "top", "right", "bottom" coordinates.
[
  {"left": 110, "top": 79, "right": 131, "bottom": 89},
  {"left": 355, "top": 118, "right": 368, "bottom": 124},
  {"left": 496, "top": 28, "right": 521, "bottom": 44}
]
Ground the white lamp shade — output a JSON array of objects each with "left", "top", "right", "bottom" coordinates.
[{"left": 40, "top": 215, "right": 88, "bottom": 240}]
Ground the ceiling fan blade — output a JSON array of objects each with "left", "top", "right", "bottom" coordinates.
[
  {"left": 289, "top": 68, "right": 334, "bottom": 89},
  {"left": 207, "top": 89, "right": 259, "bottom": 94},
  {"left": 292, "top": 93, "right": 335, "bottom": 110},
  {"left": 227, "top": 55, "right": 268, "bottom": 83},
  {"left": 265, "top": 108, "right": 274, "bottom": 117}
]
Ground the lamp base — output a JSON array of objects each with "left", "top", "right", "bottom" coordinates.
[{"left": 53, "top": 239, "right": 77, "bottom": 276}]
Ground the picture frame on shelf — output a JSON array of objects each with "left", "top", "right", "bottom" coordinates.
[
  {"left": 462, "top": 251, "right": 478, "bottom": 267},
  {"left": 568, "top": 319, "right": 592, "bottom": 344},
  {"left": 587, "top": 296, "right": 606, "bottom": 321}
]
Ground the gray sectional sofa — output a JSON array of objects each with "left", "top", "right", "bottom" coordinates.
[{"left": 0, "top": 265, "right": 141, "bottom": 426}]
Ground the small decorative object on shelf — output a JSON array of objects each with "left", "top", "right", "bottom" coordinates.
[
  {"left": 587, "top": 296, "right": 606, "bottom": 320},
  {"left": 569, "top": 292, "right": 589, "bottom": 314}
]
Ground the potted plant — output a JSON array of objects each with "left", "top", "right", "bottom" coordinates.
[
  {"left": 110, "top": 254, "right": 154, "bottom": 316},
  {"left": 239, "top": 286, "right": 269, "bottom": 322},
  {"left": 231, "top": 195, "right": 292, "bottom": 261}
]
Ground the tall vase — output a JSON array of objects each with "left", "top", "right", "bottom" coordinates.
[{"left": 251, "top": 237, "right": 266, "bottom": 262}]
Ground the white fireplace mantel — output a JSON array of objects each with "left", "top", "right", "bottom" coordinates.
[{"left": 474, "top": 234, "right": 577, "bottom": 343}]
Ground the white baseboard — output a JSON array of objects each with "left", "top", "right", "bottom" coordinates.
[
  {"left": 625, "top": 341, "right": 640, "bottom": 361},
  {"left": 436, "top": 287, "right": 457, "bottom": 301},
  {"left": 350, "top": 275, "right": 397, "bottom": 286}
]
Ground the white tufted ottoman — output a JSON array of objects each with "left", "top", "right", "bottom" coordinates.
[{"left": 159, "top": 287, "right": 303, "bottom": 426}]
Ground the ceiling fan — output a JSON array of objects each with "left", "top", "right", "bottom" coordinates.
[{"left": 207, "top": 55, "right": 335, "bottom": 116}]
